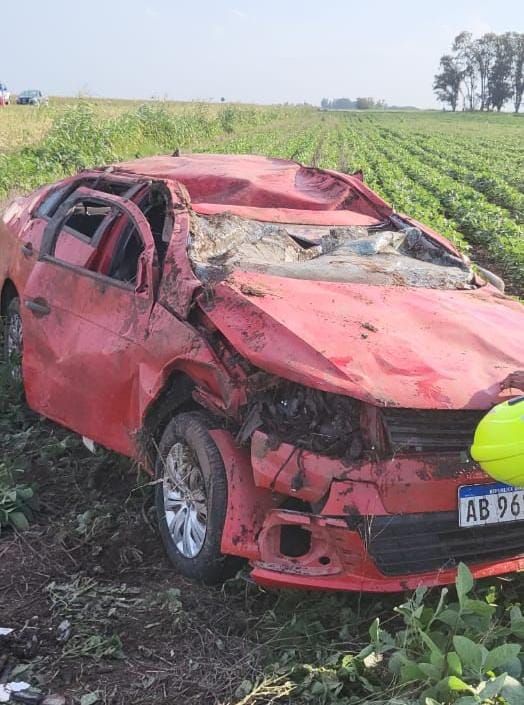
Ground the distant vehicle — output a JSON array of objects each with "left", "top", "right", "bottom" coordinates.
[
  {"left": 0, "top": 83, "right": 10, "bottom": 105},
  {"left": 16, "top": 90, "right": 48, "bottom": 106}
]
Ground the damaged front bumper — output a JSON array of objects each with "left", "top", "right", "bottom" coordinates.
[{"left": 211, "top": 430, "right": 524, "bottom": 592}]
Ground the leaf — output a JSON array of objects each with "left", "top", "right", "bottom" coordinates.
[
  {"left": 478, "top": 673, "right": 508, "bottom": 699},
  {"left": 484, "top": 643, "right": 521, "bottom": 671},
  {"left": 80, "top": 693, "right": 99, "bottom": 705},
  {"left": 447, "top": 651, "right": 463, "bottom": 676},
  {"left": 234, "top": 680, "right": 253, "bottom": 699},
  {"left": 420, "top": 630, "right": 443, "bottom": 657},
  {"left": 500, "top": 675, "right": 524, "bottom": 705},
  {"left": 462, "top": 597, "right": 496, "bottom": 618},
  {"left": 388, "top": 651, "right": 404, "bottom": 675},
  {"left": 456, "top": 563, "right": 474, "bottom": 605},
  {"left": 504, "top": 656, "right": 522, "bottom": 679},
  {"left": 430, "top": 650, "right": 445, "bottom": 671},
  {"left": 453, "top": 636, "right": 484, "bottom": 672},
  {"left": 510, "top": 618, "right": 524, "bottom": 639},
  {"left": 436, "top": 608, "right": 461, "bottom": 628},
  {"left": 418, "top": 662, "right": 442, "bottom": 681},
  {"left": 9, "top": 511, "right": 29, "bottom": 531},
  {"left": 400, "top": 661, "right": 425, "bottom": 683},
  {"left": 446, "top": 675, "right": 476, "bottom": 693}
]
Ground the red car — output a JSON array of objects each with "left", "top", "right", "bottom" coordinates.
[{"left": 1, "top": 154, "right": 523, "bottom": 592}]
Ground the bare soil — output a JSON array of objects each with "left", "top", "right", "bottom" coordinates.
[
  {"left": 0, "top": 412, "right": 276, "bottom": 705},
  {"left": 0, "top": 403, "right": 379, "bottom": 705}
]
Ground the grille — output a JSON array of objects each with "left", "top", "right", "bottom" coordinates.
[
  {"left": 381, "top": 408, "right": 484, "bottom": 454},
  {"left": 362, "top": 512, "right": 524, "bottom": 576}
]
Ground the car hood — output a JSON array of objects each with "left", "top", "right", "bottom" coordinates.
[{"left": 199, "top": 270, "right": 524, "bottom": 409}]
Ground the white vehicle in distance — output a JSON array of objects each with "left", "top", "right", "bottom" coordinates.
[{"left": 0, "top": 83, "right": 10, "bottom": 105}]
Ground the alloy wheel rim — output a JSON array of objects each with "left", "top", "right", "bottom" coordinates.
[{"left": 162, "top": 441, "right": 207, "bottom": 558}]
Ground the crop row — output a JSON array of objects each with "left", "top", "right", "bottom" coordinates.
[
  {"left": 360, "top": 123, "right": 523, "bottom": 291},
  {"left": 375, "top": 125, "right": 524, "bottom": 221},
  {"left": 317, "top": 120, "right": 470, "bottom": 251}
]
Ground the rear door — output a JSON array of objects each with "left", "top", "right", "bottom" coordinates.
[{"left": 21, "top": 187, "right": 159, "bottom": 456}]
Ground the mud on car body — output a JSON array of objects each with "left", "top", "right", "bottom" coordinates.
[{"left": 1, "top": 154, "right": 523, "bottom": 591}]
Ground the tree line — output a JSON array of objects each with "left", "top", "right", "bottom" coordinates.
[
  {"left": 434, "top": 32, "right": 524, "bottom": 112},
  {"left": 321, "top": 97, "right": 386, "bottom": 110}
]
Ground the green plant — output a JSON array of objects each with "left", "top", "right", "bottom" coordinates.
[
  {"left": 360, "top": 563, "right": 524, "bottom": 704},
  {"left": 0, "top": 463, "right": 36, "bottom": 531}
]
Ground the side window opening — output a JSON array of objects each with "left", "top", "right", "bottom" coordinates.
[
  {"left": 63, "top": 200, "right": 111, "bottom": 241},
  {"left": 45, "top": 183, "right": 172, "bottom": 289},
  {"left": 107, "top": 221, "right": 145, "bottom": 285},
  {"left": 138, "top": 187, "right": 169, "bottom": 266}
]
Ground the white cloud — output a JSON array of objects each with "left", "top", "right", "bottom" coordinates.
[{"left": 231, "top": 9, "right": 248, "bottom": 18}]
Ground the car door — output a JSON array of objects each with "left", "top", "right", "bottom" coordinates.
[{"left": 21, "top": 187, "right": 159, "bottom": 457}]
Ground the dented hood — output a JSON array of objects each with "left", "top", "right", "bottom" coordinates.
[{"left": 200, "top": 271, "right": 524, "bottom": 410}]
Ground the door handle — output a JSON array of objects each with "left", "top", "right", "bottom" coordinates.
[
  {"left": 24, "top": 298, "right": 51, "bottom": 317},
  {"left": 21, "top": 242, "right": 33, "bottom": 257}
]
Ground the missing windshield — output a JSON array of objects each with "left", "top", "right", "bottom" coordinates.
[{"left": 189, "top": 213, "right": 476, "bottom": 290}]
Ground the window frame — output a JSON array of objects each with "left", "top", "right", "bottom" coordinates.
[
  {"left": 39, "top": 187, "right": 157, "bottom": 295},
  {"left": 32, "top": 174, "right": 145, "bottom": 222}
]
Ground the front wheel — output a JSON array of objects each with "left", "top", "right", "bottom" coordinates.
[{"left": 155, "top": 412, "right": 235, "bottom": 584}]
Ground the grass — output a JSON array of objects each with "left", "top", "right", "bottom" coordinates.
[{"left": 0, "top": 97, "right": 251, "bottom": 153}]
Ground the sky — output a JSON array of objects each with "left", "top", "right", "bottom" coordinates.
[{"left": 1, "top": 0, "right": 522, "bottom": 108}]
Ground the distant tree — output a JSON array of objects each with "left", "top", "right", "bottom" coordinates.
[
  {"left": 333, "top": 97, "right": 355, "bottom": 109},
  {"left": 488, "top": 34, "right": 513, "bottom": 111},
  {"left": 437, "top": 30, "right": 523, "bottom": 112},
  {"left": 220, "top": 97, "right": 226, "bottom": 102},
  {"left": 473, "top": 33, "right": 497, "bottom": 110},
  {"left": 433, "top": 55, "right": 463, "bottom": 111},
  {"left": 452, "top": 32, "right": 477, "bottom": 110},
  {"left": 320, "top": 97, "right": 388, "bottom": 110},
  {"left": 355, "top": 97, "right": 376, "bottom": 109},
  {"left": 508, "top": 32, "right": 524, "bottom": 112}
]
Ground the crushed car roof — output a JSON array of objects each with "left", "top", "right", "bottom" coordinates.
[{"left": 112, "top": 153, "right": 393, "bottom": 226}]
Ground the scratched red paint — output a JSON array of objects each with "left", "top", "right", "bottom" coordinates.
[{"left": 1, "top": 153, "right": 523, "bottom": 592}]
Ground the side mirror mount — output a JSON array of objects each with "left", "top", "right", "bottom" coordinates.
[{"left": 476, "top": 265, "right": 505, "bottom": 293}]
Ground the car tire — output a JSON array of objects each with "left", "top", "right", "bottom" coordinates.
[
  {"left": 155, "top": 412, "right": 235, "bottom": 584},
  {"left": 3, "top": 296, "right": 23, "bottom": 378}
]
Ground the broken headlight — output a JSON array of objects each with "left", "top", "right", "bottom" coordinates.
[{"left": 239, "top": 379, "right": 364, "bottom": 461}]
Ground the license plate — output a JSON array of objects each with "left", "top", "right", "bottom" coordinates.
[{"left": 458, "top": 482, "right": 524, "bottom": 527}]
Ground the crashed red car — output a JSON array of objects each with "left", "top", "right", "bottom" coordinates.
[{"left": 1, "top": 154, "right": 523, "bottom": 592}]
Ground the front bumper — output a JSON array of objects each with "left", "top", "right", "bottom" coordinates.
[
  {"left": 250, "top": 506, "right": 524, "bottom": 592},
  {"left": 210, "top": 430, "right": 524, "bottom": 592}
]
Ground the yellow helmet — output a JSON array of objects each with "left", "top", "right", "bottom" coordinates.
[{"left": 471, "top": 397, "right": 524, "bottom": 486}]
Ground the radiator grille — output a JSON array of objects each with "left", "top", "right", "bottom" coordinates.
[
  {"left": 381, "top": 408, "right": 485, "bottom": 454},
  {"left": 363, "top": 512, "right": 524, "bottom": 575}
]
